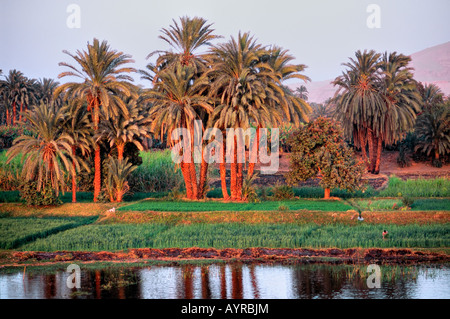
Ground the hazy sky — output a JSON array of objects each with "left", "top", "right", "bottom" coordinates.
[{"left": 1, "top": 0, "right": 449, "bottom": 85}]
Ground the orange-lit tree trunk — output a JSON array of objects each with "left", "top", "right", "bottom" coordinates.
[
  {"left": 94, "top": 144, "right": 101, "bottom": 202},
  {"left": 220, "top": 135, "right": 229, "bottom": 200},
  {"left": 93, "top": 98, "right": 101, "bottom": 202},
  {"left": 247, "top": 127, "right": 260, "bottom": 178},
  {"left": 117, "top": 142, "right": 125, "bottom": 161},
  {"left": 324, "top": 188, "right": 331, "bottom": 199},
  {"left": 374, "top": 136, "right": 382, "bottom": 174},
  {"left": 19, "top": 102, "right": 23, "bottom": 122},
  {"left": 198, "top": 147, "right": 208, "bottom": 199},
  {"left": 188, "top": 159, "right": 198, "bottom": 200},
  {"left": 6, "top": 108, "right": 10, "bottom": 126},
  {"left": 230, "top": 136, "right": 238, "bottom": 200},
  {"left": 72, "top": 145, "right": 77, "bottom": 203},
  {"left": 181, "top": 162, "right": 193, "bottom": 199},
  {"left": 12, "top": 102, "right": 16, "bottom": 126},
  {"left": 367, "top": 128, "right": 374, "bottom": 173}
]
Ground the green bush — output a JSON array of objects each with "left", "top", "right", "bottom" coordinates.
[
  {"left": 20, "top": 180, "right": 62, "bottom": 206},
  {"left": 271, "top": 183, "right": 294, "bottom": 200}
]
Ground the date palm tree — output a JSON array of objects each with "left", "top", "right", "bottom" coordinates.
[
  {"left": 6, "top": 102, "right": 74, "bottom": 196},
  {"left": 208, "top": 32, "right": 278, "bottom": 200},
  {"left": 143, "top": 16, "right": 221, "bottom": 82},
  {"left": 376, "top": 52, "right": 421, "bottom": 173},
  {"left": 145, "top": 64, "right": 213, "bottom": 200},
  {"left": 55, "top": 38, "right": 136, "bottom": 202},
  {"left": 414, "top": 101, "right": 450, "bottom": 166},
  {"left": 0, "top": 70, "right": 29, "bottom": 126},
  {"left": 333, "top": 50, "right": 386, "bottom": 173},
  {"left": 62, "top": 99, "right": 93, "bottom": 202}
]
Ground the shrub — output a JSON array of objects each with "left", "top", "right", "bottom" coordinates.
[
  {"left": 271, "top": 183, "right": 294, "bottom": 200},
  {"left": 20, "top": 180, "right": 62, "bottom": 206}
]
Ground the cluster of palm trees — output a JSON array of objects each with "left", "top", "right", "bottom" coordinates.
[
  {"left": 142, "top": 17, "right": 311, "bottom": 201},
  {"left": 2, "top": 16, "right": 448, "bottom": 205},
  {"left": 3, "top": 16, "right": 311, "bottom": 203},
  {"left": 0, "top": 70, "right": 61, "bottom": 126},
  {"left": 333, "top": 50, "right": 423, "bottom": 174}
]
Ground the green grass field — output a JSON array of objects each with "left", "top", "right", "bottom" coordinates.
[{"left": 17, "top": 222, "right": 450, "bottom": 251}]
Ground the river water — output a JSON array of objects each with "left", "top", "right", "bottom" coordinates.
[{"left": 0, "top": 263, "right": 449, "bottom": 299}]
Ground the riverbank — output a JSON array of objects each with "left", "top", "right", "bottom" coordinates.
[{"left": 1, "top": 247, "right": 449, "bottom": 270}]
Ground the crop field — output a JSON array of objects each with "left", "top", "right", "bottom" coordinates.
[
  {"left": 11, "top": 219, "right": 449, "bottom": 251},
  {"left": 0, "top": 216, "right": 95, "bottom": 249}
]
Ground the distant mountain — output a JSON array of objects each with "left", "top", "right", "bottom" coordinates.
[{"left": 289, "top": 41, "right": 450, "bottom": 104}]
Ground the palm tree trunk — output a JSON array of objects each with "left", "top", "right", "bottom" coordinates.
[
  {"left": 435, "top": 149, "right": 440, "bottom": 161},
  {"left": 19, "top": 102, "right": 23, "bottom": 122},
  {"left": 198, "top": 148, "right": 208, "bottom": 199},
  {"left": 247, "top": 126, "right": 260, "bottom": 178},
  {"left": 367, "top": 128, "right": 374, "bottom": 173},
  {"left": 181, "top": 161, "right": 193, "bottom": 199},
  {"left": 374, "top": 136, "right": 383, "bottom": 174},
  {"left": 371, "top": 134, "right": 379, "bottom": 174},
  {"left": 220, "top": 135, "right": 229, "bottom": 200},
  {"left": 93, "top": 100, "right": 101, "bottom": 202},
  {"left": 117, "top": 143, "right": 125, "bottom": 161},
  {"left": 6, "top": 108, "right": 10, "bottom": 126},
  {"left": 188, "top": 159, "right": 198, "bottom": 200},
  {"left": 359, "top": 131, "right": 367, "bottom": 164},
  {"left": 72, "top": 145, "right": 77, "bottom": 203},
  {"left": 324, "top": 188, "right": 331, "bottom": 199},
  {"left": 93, "top": 144, "right": 101, "bottom": 202},
  {"left": 230, "top": 137, "right": 238, "bottom": 200},
  {"left": 12, "top": 102, "right": 16, "bottom": 126}
]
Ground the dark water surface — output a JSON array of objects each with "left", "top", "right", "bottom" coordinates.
[{"left": 1, "top": 263, "right": 449, "bottom": 299}]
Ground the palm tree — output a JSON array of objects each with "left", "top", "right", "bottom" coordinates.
[
  {"left": 0, "top": 70, "right": 30, "bottom": 126},
  {"left": 208, "top": 32, "right": 278, "bottom": 200},
  {"left": 97, "top": 94, "right": 151, "bottom": 161},
  {"left": 55, "top": 38, "right": 136, "bottom": 202},
  {"left": 333, "top": 50, "right": 386, "bottom": 173},
  {"left": 294, "top": 85, "right": 309, "bottom": 101},
  {"left": 142, "top": 17, "right": 218, "bottom": 200},
  {"left": 143, "top": 16, "right": 221, "bottom": 81},
  {"left": 35, "top": 78, "right": 61, "bottom": 107},
  {"left": 61, "top": 99, "right": 93, "bottom": 202},
  {"left": 414, "top": 101, "right": 450, "bottom": 166},
  {"left": 105, "top": 157, "right": 137, "bottom": 202},
  {"left": 376, "top": 52, "right": 421, "bottom": 173},
  {"left": 145, "top": 64, "right": 213, "bottom": 200},
  {"left": 417, "top": 82, "right": 444, "bottom": 111},
  {"left": 6, "top": 102, "right": 74, "bottom": 196}
]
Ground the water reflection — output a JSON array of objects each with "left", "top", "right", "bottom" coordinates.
[{"left": 0, "top": 263, "right": 448, "bottom": 299}]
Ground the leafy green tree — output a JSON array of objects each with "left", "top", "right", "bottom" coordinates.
[
  {"left": 55, "top": 38, "right": 136, "bottom": 202},
  {"left": 286, "top": 117, "right": 366, "bottom": 199}
]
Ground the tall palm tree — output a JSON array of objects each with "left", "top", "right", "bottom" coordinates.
[
  {"left": 61, "top": 99, "right": 93, "bottom": 202},
  {"left": 208, "top": 32, "right": 278, "bottom": 200},
  {"left": 55, "top": 38, "right": 136, "bottom": 202},
  {"left": 145, "top": 64, "right": 213, "bottom": 200},
  {"left": 6, "top": 102, "right": 74, "bottom": 195},
  {"left": 333, "top": 50, "right": 386, "bottom": 173},
  {"left": 376, "top": 52, "right": 421, "bottom": 173},
  {"left": 143, "top": 16, "right": 221, "bottom": 81},
  {"left": 417, "top": 82, "right": 444, "bottom": 111}
]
